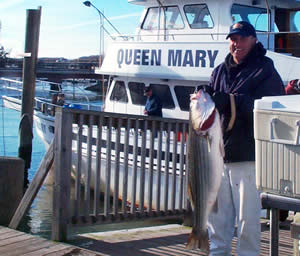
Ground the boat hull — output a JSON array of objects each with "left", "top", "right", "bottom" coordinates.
[{"left": 2, "top": 95, "right": 186, "bottom": 210}]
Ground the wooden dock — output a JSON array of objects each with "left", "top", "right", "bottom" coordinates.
[
  {"left": 0, "top": 226, "right": 100, "bottom": 256},
  {"left": 68, "top": 221, "right": 295, "bottom": 256},
  {"left": 0, "top": 220, "right": 295, "bottom": 255}
]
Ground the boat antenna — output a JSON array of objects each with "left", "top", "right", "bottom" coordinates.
[
  {"left": 83, "top": 1, "right": 123, "bottom": 39},
  {"left": 156, "top": 0, "right": 167, "bottom": 40},
  {"left": 156, "top": 0, "right": 163, "bottom": 7}
]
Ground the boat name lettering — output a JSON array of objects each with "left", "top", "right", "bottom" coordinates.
[
  {"left": 117, "top": 49, "right": 161, "bottom": 68},
  {"left": 117, "top": 49, "right": 218, "bottom": 68},
  {"left": 168, "top": 50, "right": 218, "bottom": 68}
]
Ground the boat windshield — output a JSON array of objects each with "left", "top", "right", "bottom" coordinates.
[
  {"left": 231, "top": 4, "right": 270, "bottom": 31},
  {"left": 231, "top": 4, "right": 300, "bottom": 33},
  {"left": 184, "top": 4, "right": 214, "bottom": 29},
  {"left": 142, "top": 6, "right": 184, "bottom": 30}
]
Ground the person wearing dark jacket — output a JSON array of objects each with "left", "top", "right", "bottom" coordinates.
[
  {"left": 144, "top": 86, "right": 162, "bottom": 117},
  {"left": 204, "top": 21, "right": 285, "bottom": 255}
]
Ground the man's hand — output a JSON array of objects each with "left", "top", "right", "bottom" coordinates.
[
  {"left": 144, "top": 110, "right": 148, "bottom": 115},
  {"left": 197, "top": 85, "right": 214, "bottom": 96},
  {"left": 197, "top": 85, "right": 230, "bottom": 113},
  {"left": 211, "top": 92, "right": 230, "bottom": 113}
]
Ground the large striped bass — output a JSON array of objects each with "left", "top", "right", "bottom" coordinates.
[{"left": 186, "top": 89, "right": 224, "bottom": 252}]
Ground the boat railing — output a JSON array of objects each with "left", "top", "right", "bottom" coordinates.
[
  {"left": 0, "top": 78, "right": 23, "bottom": 93},
  {"left": 103, "top": 29, "right": 299, "bottom": 62},
  {"left": 51, "top": 106, "right": 189, "bottom": 241},
  {"left": 0, "top": 78, "right": 99, "bottom": 111},
  {"left": 114, "top": 30, "right": 300, "bottom": 50},
  {"left": 113, "top": 30, "right": 300, "bottom": 39}
]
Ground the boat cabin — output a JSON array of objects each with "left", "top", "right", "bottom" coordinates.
[
  {"left": 131, "top": 0, "right": 300, "bottom": 57},
  {"left": 98, "top": 0, "right": 299, "bottom": 119}
]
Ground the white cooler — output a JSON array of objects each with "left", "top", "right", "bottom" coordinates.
[{"left": 254, "top": 95, "right": 300, "bottom": 199}]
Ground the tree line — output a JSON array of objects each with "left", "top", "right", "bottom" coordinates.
[{"left": 0, "top": 45, "right": 9, "bottom": 68}]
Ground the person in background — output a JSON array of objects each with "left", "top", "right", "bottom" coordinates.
[
  {"left": 201, "top": 21, "right": 285, "bottom": 255},
  {"left": 144, "top": 85, "right": 162, "bottom": 117},
  {"left": 285, "top": 79, "right": 300, "bottom": 95},
  {"left": 279, "top": 79, "right": 300, "bottom": 223},
  {"left": 50, "top": 93, "right": 58, "bottom": 115},
  {"left": 57, "top": 93, "right": 65, "bottom": 106}
]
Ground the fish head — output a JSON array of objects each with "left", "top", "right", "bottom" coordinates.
[{"left": 190, "top": 90, "right": 216, "bottom": 132}]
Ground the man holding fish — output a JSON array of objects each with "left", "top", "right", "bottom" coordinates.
[{"left": 187, "top": 21, "right": 285, "bottom": 255}]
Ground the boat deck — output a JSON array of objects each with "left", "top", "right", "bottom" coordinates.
[{"left": 69, "top": 220, "right": 295, "bottom": 256}]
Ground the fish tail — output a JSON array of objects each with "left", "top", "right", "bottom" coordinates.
[{"left": 186, "top": 228, "right": 209, "bottom": 252}]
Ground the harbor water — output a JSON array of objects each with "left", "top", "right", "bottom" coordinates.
[{"left": 0, "top": 88, "right": 51, "bottom": 237}]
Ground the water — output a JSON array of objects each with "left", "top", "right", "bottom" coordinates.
[{"left": 0, "top": 88, "right": 51, "bottom": 236}]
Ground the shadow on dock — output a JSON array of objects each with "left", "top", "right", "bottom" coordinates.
[{"left": 68, "top": 221, "right": 294, "bottom": 256}]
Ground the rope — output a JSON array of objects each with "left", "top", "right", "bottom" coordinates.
[{"left": 226, "top": 94, "right": 236, "bottom": 132}]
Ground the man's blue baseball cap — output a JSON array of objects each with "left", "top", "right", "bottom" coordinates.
[{"left": 226, "top": 21, "right": 257, "bottom": 39}]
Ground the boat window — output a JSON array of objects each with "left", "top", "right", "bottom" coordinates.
[
  {"left": 49, "top": 126, "right": 55, "bottom": 134},
  {"left": 142, "top": 6, "right": 184, "bottom": 30},
  {"left": 231, "top": 4, "right": 269, "bottom": 32},
  {"left": 41, "top": 124, "right": 46, "bottom": 133},
  {"left": 128, "top": 82, "right": 147, "bottom": 106},
  {"left": 275, "top": 9, "right": 300, "bottom": 32},
  {"left": 149, "top": 84, "right": 175, "bottom": 109},
  {"left": 292, "top": 11, "right": 300, "bottom": 32},
  {"left": 110, "top": 81, "right": 128, "bottom": 103},
  {"left": 274, "top": 9, "right": 300, "bottom": 57},
  {"left": 184, "top": 4, "right": 214, "bottom": 29},
  {"left": 174, "top": 86, "right": 196, "bottom": 111}
]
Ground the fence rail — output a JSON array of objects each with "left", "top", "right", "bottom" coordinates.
[{"left": 52, "top": 107, "right": 189, "bottom": 241}]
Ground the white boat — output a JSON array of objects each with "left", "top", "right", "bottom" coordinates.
[{"left": 2, "top": 0, "right": 300, "bottom": 210}]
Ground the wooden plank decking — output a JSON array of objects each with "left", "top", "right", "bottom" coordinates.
[
  {"left": 0, "top": 221, "right": 295, "bottom": 255},
  {"left": 69, "top": 222, "right": 295, "bottom": 256},
  {"left": 0, "top": 226, "right": 100, "bottom": 256}
]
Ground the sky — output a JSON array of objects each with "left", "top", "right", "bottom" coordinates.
[
  {"left": 0, "top": 0, "right": 144, "bottom": 59},
  {"left": 1, "top": 1, "right": 299, "bottom": 59}
]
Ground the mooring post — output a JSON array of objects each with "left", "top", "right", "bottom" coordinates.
[
  {"left": 18, "top": 7, "right": 42, "bottom": 191},
  {"left": 0, "top": 157, "right": 24, "bottom": 226},
  {"left": 270, "top": 208, "right": 279, "bottom": 256},
  {"left": 291, "top": 213, "right": 300, "bottom": 256}
]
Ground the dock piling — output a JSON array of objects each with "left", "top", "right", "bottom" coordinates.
[
  {"left": 0, "top": 157, "right": 24, "bottom": 226},
  {"left": 18, "top": 6, "right": 42, "bottom": 191}
]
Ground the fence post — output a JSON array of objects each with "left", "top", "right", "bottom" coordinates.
[{"left": 51, "top": 107, "right": 73, "bottom": 241}]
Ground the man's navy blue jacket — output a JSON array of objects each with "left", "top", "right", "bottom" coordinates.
[
  {"left": 145, "top": 94, "right": 162, "bottom": 117},
  {"left": 209, "top": 42, "right": 285, "bottom": 162}
]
